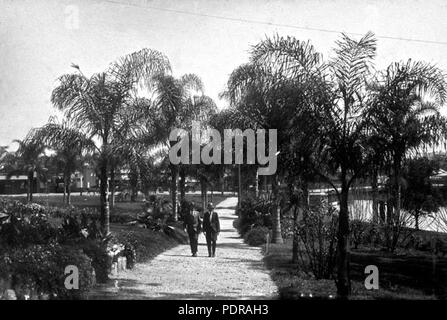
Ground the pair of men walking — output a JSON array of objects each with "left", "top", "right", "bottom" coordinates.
[{"left": 183, "top": 202, "right": 220, "bottom": 257}]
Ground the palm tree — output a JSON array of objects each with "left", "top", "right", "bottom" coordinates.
[
  {"left": 224, "top": 62, "right": 287, "bottom": 244},
  {"left": 151, "top": 73, "right": 217, "bottom": 220},
  {"left": 6, "top": 133, "right": 47, "bottom": 202},
  {"left": 51, "top": 49, "right": 171, "bottom": 234},
  {"left": 312, "top": 32, "right": 377, "bottom": 297},
  {"left": 31, "top": 118, "right": 95, "bottom": 205},
  {"left": 249, "top": 34, "right": 331, "bottom": 252},
  {"left": 365, "top": 60, "right": 447, "bottom": 246},
  {"left": 224, "top": 35, "right": 326, "bottom": 244}
]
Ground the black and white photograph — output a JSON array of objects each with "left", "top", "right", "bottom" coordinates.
[{"left": 1, "top": 0, "right": 447, "bottom": 308}]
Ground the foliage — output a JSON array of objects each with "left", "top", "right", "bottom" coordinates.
[
  {"left": 235, "top": 197, "right": 273, "bottom": 236},
  {"left": 0, "top": 243, "right": 94, "bottom": 300},
  {"left": 0, "top": 200, "right": 113, "bottom": 292},
  {"left": 295, "top": 201, "right": 338, "bottom": 280},
  {"left": 244, "top": 226, "right": 271, "bottom": 246},
  {"left": 0, "top": 201, "right": 58, "bottom": 247},
  {"left": 402, "top": 157, "right": 442, "bottom": 229}
]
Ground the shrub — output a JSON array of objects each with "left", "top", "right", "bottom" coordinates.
[
  {"left": 280, "top": 216, "right": 294, "bottom": 240},
  {"left": 0, "top": 199, "right": 111, "bottom": 286},
  {"left": 0, "top": 243, "right": 94, "bottom": 299},
  {"left": 244, "top": 226, "right": 270, "bottom": 246},
  {"left": 295, "top": 201, "right": 338, "bottom": 280},
  {"left": 0, "top": 201, "right": 58, "bottom": 247},
  {"left": 236, "top": 197, "right": 273, "bottom": 236},
  {"left": 81, "top": 240, "right": 110, "bottom": 284},
  {"left": 350, "top": 219, "right": 370, "bottom": 249}
]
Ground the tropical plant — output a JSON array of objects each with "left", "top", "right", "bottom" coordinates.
[
  {"left": 151, "top": 73, "right": 217, "bottom": 219},
  {"left": 366, "top": 59, "right": 447, "bottom": 233},
  {"left": 4, "top": 134, "right": 47, "bottom": 202},
  {"left": 50, "top": 49, "right": 171, "bottom": 234},
  {"left": 31, "top": 118, "right": 95, "bottom": 205},
  {"left": 402, "top": 157, "right": 441, "bottom": 230}
]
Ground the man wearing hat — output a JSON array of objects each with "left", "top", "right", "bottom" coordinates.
[
  {"left": 202, "top": 202, "right": 221, "bottom": 257},
  {"left": 183, "top": 201, "right": 202, "bottom": 257}
]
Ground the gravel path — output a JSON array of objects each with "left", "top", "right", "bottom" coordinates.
[{"left": 90, "top": 197, "right": 278, "bottom": 299}]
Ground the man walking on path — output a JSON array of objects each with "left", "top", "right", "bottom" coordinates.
[
  {"left": 203, "top": 202, "right": 220, "bottom": 257},
  {"left": 183, "top": 202, "right": 202, "bottom": 257}
]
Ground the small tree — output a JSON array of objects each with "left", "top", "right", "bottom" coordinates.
[{"left": 402, "top": 157, "right": 441, "bottom": 230}]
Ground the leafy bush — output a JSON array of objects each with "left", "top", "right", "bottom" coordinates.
[
  {"left": 0, "top": 243, "right": 94, "bottom": 299},
  {"left": 0, "top": 200, "right": 111, "bottom": 289},
  {"left": 0, "top": 201, "right": 58, "bottom": 247},
  {"left": 295, "top": 201, "right": 338, "bottom": 279},
  {"left": 236, "top": 197, "right": 273, "bottom": 236},
  {"left": 244, "top": 226, "right": 270, "bottom": 246},
  {"left": 280, "top": 216, "right": 294, "bottom": 240},
  {"left": 350, "top": 220, "right": 370, "bottom": 249}
]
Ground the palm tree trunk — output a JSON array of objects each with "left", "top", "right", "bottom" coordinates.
[
  {"left": 201, "top": 176, "right": 206, "bottom": 213},
  {"left": 371, "top": 167, "right": 379, "bottom": 224},
  {"left": 292, "top": 204, "right": 300, "bottom": 263},
  {"left": 336, "top": 172, "right": 351, "bottom": 298},
  {"left": 110, "top": 167, "right": 115, "bottom": 209},
  {"left": 129, "top": 165, "right": 139, "bottom": 202},
  {"left": 415, "top": 211, "right": 420, "bottom": 230},
  {"left": 271, "top": 174, "right": 284, "bottom": 244},
  {"left": 221, "top": 166, "right": 225, "bottom": 195},
  {"left": 292, "top": 180, "right": 309, "bottom": 263},
  {"left": 179, "top": 166, "right": 186, "bottom": 204},
  {"left": 205, "top": 181, "right": 208, "bottom": 205},
  {"left": 62, "top": 174, "right": 66, "bottom": 204},
  {"left": 27, "top": 171, "right": 33, "bottom": 202},
  {"left": 238, "top": 164, "right": 242, "bottom": 210},
  {"left": 393, "top": 153, "right": 402, "bottom": 225},
  {"left": 255, "top": 169, "right": 259, "bottom": 198},
  {"left": 170, "top": 164, "right": 179, "bottom": 221},
  {"left": 66, "top": 175, "right": 71, "bottom": 206},
  {"left": 99, "top": 157, "right": 110, "bottom": 235}
]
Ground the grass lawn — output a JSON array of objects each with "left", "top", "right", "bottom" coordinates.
[
  {"left": 0, "top": 192, "right": 228, "bottom": 263},
  {"left": 110, "top": 223, "right": 188, "bottom": 263},
  {"left": 0, "top": 191, "right": 232, "bottom": 228},
  {"left": 263, "top": 239, "right": 442, "bottom": 299},
  {"left": 0, "top": 192, "right": 231, "bottom": 217}
]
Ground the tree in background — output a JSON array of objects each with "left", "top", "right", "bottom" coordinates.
[
  {"left": 31, "top": 118, "right": 95, "bottom": 205},
  {"left": 366, "top": 60, "right": 447, "bottom": 244},
  {"left": 4, "top": 134, "right": 47, "bottom": 202},
  {"left": 402, "top": 157, "right": 442, "bottom": 230}
]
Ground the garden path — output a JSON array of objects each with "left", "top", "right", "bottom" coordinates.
[{"left": 90, "top": 197, "right": 278, "bottom": 299}]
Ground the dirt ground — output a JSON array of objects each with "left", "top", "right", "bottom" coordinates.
[{"left": 89, "top": 197, "right": 278, "bottom": 300}]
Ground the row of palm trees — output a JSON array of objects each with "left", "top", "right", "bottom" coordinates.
[
  {"left": 218, "top": 31, "right": 447, "bottom": 297},
  {"left": 1, "top": 48, "right": 217, "bottom": 233},
  {"left": 1, "top": 31, "right": 446, "bottom": 298}
]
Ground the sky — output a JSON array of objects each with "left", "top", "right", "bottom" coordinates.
[{"left": 1, "top": 0, "right": 447, "bottom": 150}]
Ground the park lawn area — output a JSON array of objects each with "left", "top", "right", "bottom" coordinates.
[
  {"left": 0, "top": 192, "right": 230, "bottom": 217},
  {"left": 263, "top": 239, "right": 442, "bottom": 300},
  {"left": 110, "top": 223, "right": 188, "bottom": 264}
]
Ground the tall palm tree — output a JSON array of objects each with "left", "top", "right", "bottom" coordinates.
[
  {"left": 365, "top": 60, "right": 447, "bottom": 243},
  {"left": 51, "top": 48, "right": 171, "bottom": 235},
  {"left": 224, "top": 35, "right": 325, "bottom": 244},
  {"left": 249, "top": 34, "right": 330, "bottom": 251},
  {"left": 315, "top": 32, "right": 377, "bottom": 297},
  {"left": 224, "top": 62, "right": 287, "bottom": 244},
  {"left": 151, "top": 73, "right": 217, "bottom": 220}
]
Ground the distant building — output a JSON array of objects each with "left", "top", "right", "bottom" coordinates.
[{"left": 0, "top": 173, "right": 42, "bottom": 194}]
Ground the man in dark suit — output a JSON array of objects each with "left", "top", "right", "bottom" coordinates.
[
  {"left": 202, "top": 202, "right": 220, "bottom": 257},
  {"left": 183, "top": 202, "right": 202, "bottom": 257}
]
